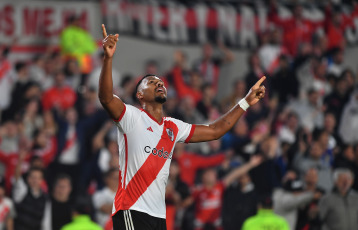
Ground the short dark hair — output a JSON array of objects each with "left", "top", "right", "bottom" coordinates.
[
  {"left": 54, "top": 173, "right": 72, "bottom": 188},
  {"left": 27, "top": 167, "right": 44, "bottom": 178},
  {"left": 135, "top": 74, "right": 156, "bottom": 93},
  {"left": 73, "top": 197, "right": 92, "bottom": 215}
]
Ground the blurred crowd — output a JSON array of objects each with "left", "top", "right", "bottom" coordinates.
[{"left": 1, "top": 1, "right": 358, "bottom": 230}]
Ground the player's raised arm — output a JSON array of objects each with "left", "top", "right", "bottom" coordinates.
[
  {"left": 98, "top": 24, "right": 125, "bottom": 120},
  {"left": 189, "top": 76, "right": 266, "bottom": 143}
]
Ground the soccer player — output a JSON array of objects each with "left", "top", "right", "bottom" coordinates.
[{"left": 99, "top": 24, "right": 266, "bottom": 230}]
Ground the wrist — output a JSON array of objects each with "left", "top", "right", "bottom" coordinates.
[
  {"left": 238, "top": 98, "right": 250, "bottom": 111},
  {"left": 103, "top": 56, "right": 113, "bottom": 61}
]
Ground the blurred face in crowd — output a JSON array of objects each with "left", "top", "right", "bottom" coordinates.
[
  {"left": 239, "top": 173, "right": 251, "bottom": 188},
  {"left": 202, "top": 85, "right": 215, "bottom": 102},
  {"left": 54, "top": 178, "right": 72, "bottom": 202},
  {"left": 336, "top": 78, "right": 348, "bottom": 95},
  {"left": 25, "top": 100, "right": 39, "bottom": 116},
  {"left": 202, "top": 43, "right": 213, "bottom": 60},
  {"left": 293, "top": 5, "right": 303, "bottom": 20},
  {"left": 27, "top": 169, "right": 43, "bottom": 190},
  {"left": 208, "top": 139, "right": 221, "bottom": 152},
  {"left": 106, "top": 171, "right": 119, "bottom": 192},
  {"left": 0, "top": 187, "right": 5, "bottom": 200},
  {"left": 308, "top": 90, "right": 320, "bottom": 106},
  {"left": 336, "top": 172, "right": 353, "bottom": 195},
  {"left": 174, "top": 50, "right": 187, "bottom": 67},
  {"left": 342, "top": 70, "right": 355, "bottom": 87},
  {"left": 334, "top": 50, "right": 344, "bottom": 64},
  {"left": 324, "top": 113, "right": 336, "bottom": 133},
  {"left": 343, "top": 146, "right": 355, "bottom": 162},
  {"left": 234, "top": 80, "right": 246, "bottom": 98},
  {"left": 169, "top": 161, "right": 180, "bottom": 180},
  {"left": 173, "top": 143, "right": 185, "bottom": 156},
  {"left": 31, "top": 157, "right": 45, "bottom": 169},
  {"left": 65, "top": 108, "right": 78, "bottom": 125},
  {"left": 287, "top": 113, "right": 298, "bottom": 131},
  {"left": 318, "top": 131, "right": 329, "bottom": 150},
  {"left": 66, "top": 60, "right": 80, "bottom": 75},
  {"left": 54, "top": 71, "right": 66, "bottom": 87},
  {"left": 3, "top": 121, "right": 18, "bottom": 138},
  {"left": 310, "top": 142, "right": 324, "bottom": 160},
  {"left": 233, "top": 119, "right": 248, "bottom": 137},
  {"left": 202, "top": 169, "right": 217, "bottom": 187},
  {"left": 305, "top": 168, "right": 318, "bottom": 187},
  {"left": 145, "top": 63, "right": 158, "bottom": 76},
  {"left": 190, "top": 71, "right": 202, "bottom": 90}
]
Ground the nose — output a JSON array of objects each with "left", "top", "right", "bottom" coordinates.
[{"left": 157, "top": 81, "right": 163, "bottom": 87}]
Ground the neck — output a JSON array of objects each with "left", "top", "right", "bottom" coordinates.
[
  {"left": 54, "top": 195, "right": 68, "bottom": 202},
  {"left": 142, "top": 103, "right": 164, "bottom": 123}
]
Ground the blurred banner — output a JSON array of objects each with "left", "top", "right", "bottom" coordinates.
[
  {"left": 101, "top": 0, "right": 358, "bottom": 48},
  {"left": 0, "top": 0, "right": 100, "bottom": 51}
]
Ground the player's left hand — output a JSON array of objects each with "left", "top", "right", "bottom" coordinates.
[{"left": 245, "top": 76, "right": 266, "bottom": 106}]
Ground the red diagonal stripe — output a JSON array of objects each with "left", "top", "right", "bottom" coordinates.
[{"left": 122, "top": 120, "right": 178, "bottom": 209}]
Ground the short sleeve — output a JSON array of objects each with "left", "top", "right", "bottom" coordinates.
[
  {"left": 171, "top": 118, "right": 196, "bottom": 143},
  {"left": 113, "top": 104, "right": 141, "bottom": 133}
]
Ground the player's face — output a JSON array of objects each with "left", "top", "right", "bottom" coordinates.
[{"left": 140, "top": 76, "right": 167, "bottom": 104}]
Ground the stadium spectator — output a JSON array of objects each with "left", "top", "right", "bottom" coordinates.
[
  {"left": 60, "top": 15, "right": 97, "bottom": 74},
  {"left": 42, "top": 71, "right": 77, "bottom": 112},
  {"left": 173, "top": 143, "right": 225, "bottom": 187},
  {"left": 271, "top": 54, "right": 299, "bottom": 105},
  {"left": 42, "top": 174, "right": 72, "bottom": 230},
  {"left": 60, "top": 198, "right": 101, "bottom": 230},
  {"left": 338, "top": 90, "right": 358, "bottom": 144},
  {"left": 0, "top": 177, "right": 15, "bottom": 230},
  {"left": 165, "top": 161, "right": 190, "bottom": 230},
  {"left": 242, "top": 196, "right": 290, "bottom": 230},
  {"left": 294, "top": 141, "right": 333, "bottom": 192},
  {"left": 319, "top": 168, "right": 358, "bottom": 230},
  {"left": 13, "top": 151, "right": 47, "bottom": 230},
  {"left": 222, "top": 173, "right": 258, "bottom": 230},
  {"left": 288, "top": 88, "right": 324, "bottom": 132},
  {"left": 193, "top": 42, "right": 234, "bottom": 92},
  {"left": 269, "top": 4, "right": 322, "bottom": 56},
  {"left": 296, "top": 168, "right": 324, "bottom": 230},
  {"left": 189, "top": 156, "right": 262, "bottom": 230},
  {"left": 273, "top": 173, "right": 318, "bottom": 229},
  {"left": 0, "top": 46, "right": 14, "bottom": 113},
  {"left": 92, "top": 168, "right": 118, "bottom": 228}
]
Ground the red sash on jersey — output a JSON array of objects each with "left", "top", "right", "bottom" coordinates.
[{"left": 114, "top": 120, "right": 179, "bottom": 211}]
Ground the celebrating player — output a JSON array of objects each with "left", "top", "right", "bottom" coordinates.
[{"left": 99, "top": 24, "right": 266, "bottom": 230}]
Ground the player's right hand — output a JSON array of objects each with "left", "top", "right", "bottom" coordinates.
[{"left": 102, "top": 24, "right": 118, "bottom": 58}]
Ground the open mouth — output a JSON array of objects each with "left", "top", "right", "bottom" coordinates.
[{"left": 156, "top": 87, "right": 165, "bottom": 93}]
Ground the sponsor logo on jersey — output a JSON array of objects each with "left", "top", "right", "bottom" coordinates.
[
  {"left": 147, "top": 126, "right": 153, "bottom": 132},
  {"left": 166, "top": 128, "right": 174, "bottom": 141},
  {"left": 144, "top": 146, "right": 173, "bottom": 159}
]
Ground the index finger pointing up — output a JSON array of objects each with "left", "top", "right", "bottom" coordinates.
[
  {"left": 254, "top": 76, "right": 266, "bottom": 87},
  {"left": 102, "top": 24, "right": 107, "bottom": 38}
]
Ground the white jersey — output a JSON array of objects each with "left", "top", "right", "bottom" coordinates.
[{"left": 112, "top": 104, "right": 195, "bottom": 219}]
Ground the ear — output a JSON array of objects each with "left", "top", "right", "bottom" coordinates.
[{"left": 136, "top": 91, "right": 143, "bottom": 100}]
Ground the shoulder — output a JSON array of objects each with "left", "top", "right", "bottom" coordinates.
[
  {"left": 242, "top": 215, "right": 257, "bottom": 228},
  {"left": 3, "top": 197, "right": 14, "bottom": 206}
]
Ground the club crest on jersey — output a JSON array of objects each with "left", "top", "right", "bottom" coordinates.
[{"left": 166, "top": 128, "right": 174, "bottom": 141}]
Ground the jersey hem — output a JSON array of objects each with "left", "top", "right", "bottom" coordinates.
[{"left": 111, "top": 207, "right": 166, "bottom": 219}]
